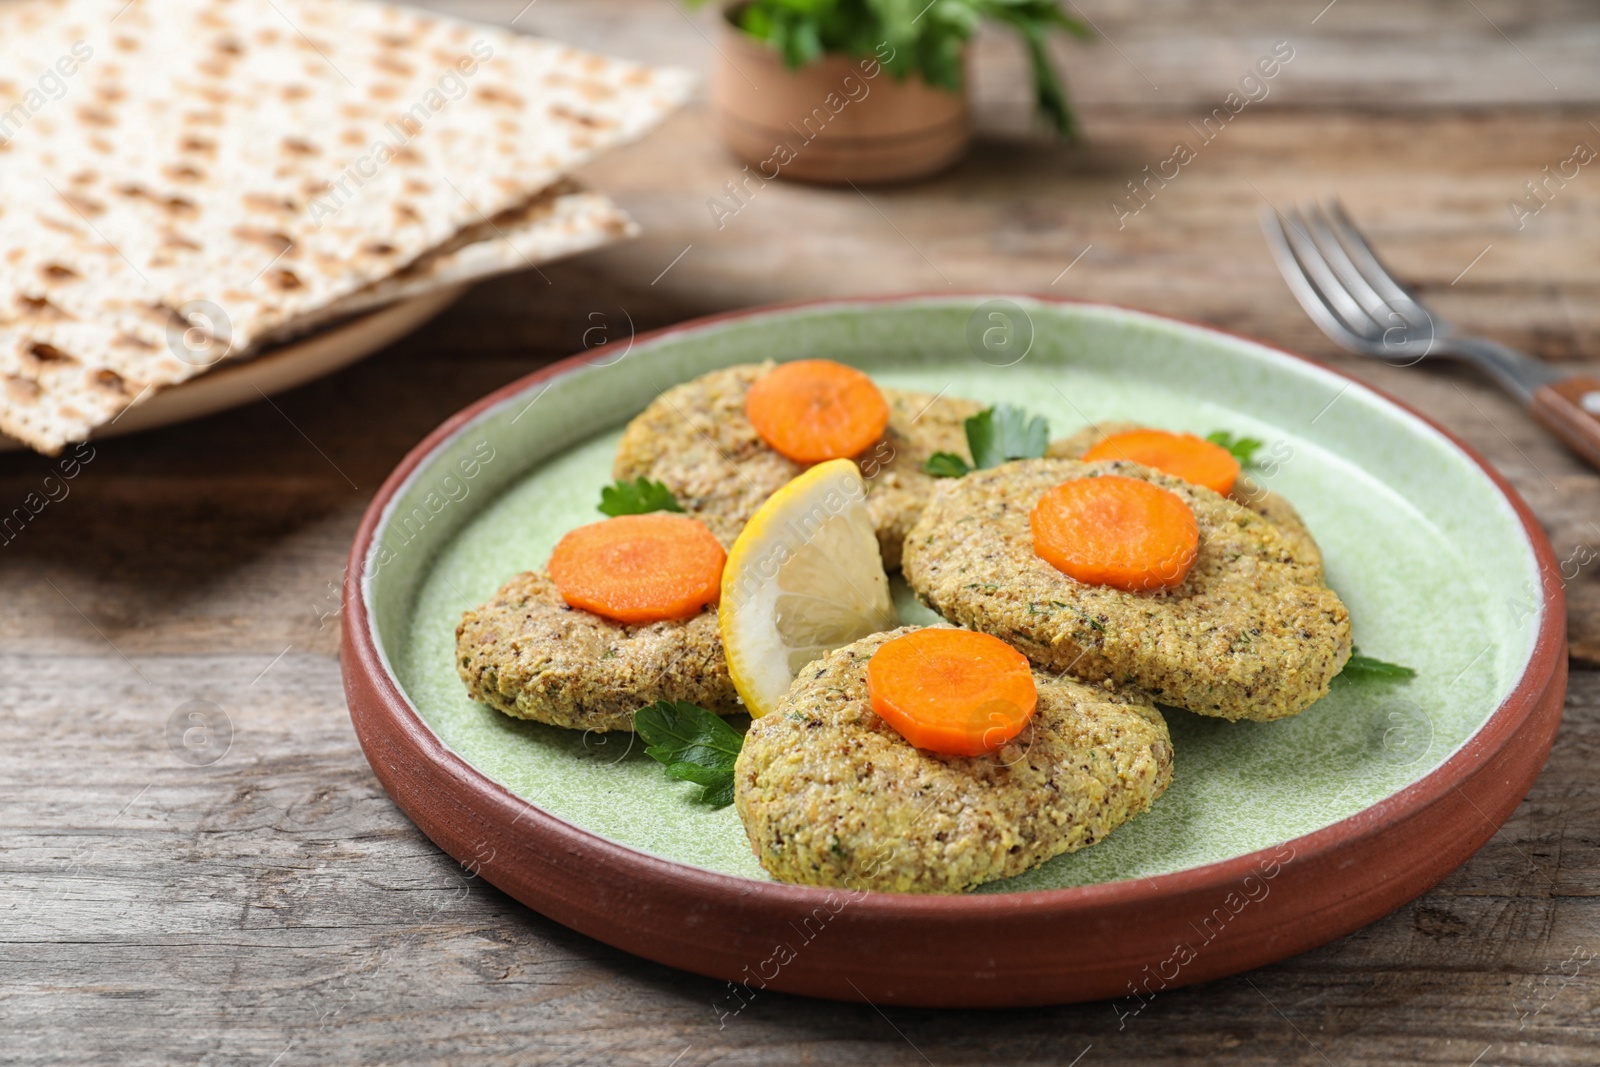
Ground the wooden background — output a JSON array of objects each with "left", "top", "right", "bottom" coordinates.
[{"left": 4, "top": 0, "right": 1600, "bottom": 1063}]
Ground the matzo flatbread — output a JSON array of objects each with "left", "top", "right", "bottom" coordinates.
[
  {"left": 0, "top": 179, "right": 635, "bottom": 446},
  {"left": 0, "top": 0, "right": 690, "bottom": 451},
  {"left": 257, "top": 179, "right": 636, "bottom": 344}
]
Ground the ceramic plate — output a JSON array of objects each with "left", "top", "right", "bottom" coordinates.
[
  {"left": 341, "top": 296, "right": 1565, "bottom": 1007},
  {"left": 0, "top": 286, "right": 464, "bottom": 451}
]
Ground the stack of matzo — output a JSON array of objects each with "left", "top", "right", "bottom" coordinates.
[{"left": 0, "top": 0, "right": 692, "bottom": 452}]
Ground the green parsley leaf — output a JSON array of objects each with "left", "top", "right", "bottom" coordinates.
[
  {"left": 1336, "top": 646, "right": 1417, "bottom": 684},
  {"left": 923, "top": 451, "right": 973, "bottom": 478},
  {"left": 1206, "top": 431, "right": 1265, "bottom": 468},
  {"left": 966, "top": 404, "right": 1050, "bottom": 469},
  {"left": 923, "top": 405, "right": 1049, "bottom": 476},
  {"left": 633, "top": 700, "right": 744, "bottom": 808},
  {"left": 598, "top": 477, "right": 683, "bottom": 517}
]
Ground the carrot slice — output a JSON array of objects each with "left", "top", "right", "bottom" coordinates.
[
  {"left": 745, "top": 359, "right": 890, "bottom": 464},
  {"left": 867, "top": 628, "right": 1039, "bottom": 757},
  {"left": 1081, "top": 429, "right": 1241, "bottom": 496},
  {"left": 548, "top": 514, "right": 726, "bottom": 624},
  {"left": 1030, "top": 475, "right": 1198, "bottom": 592}
]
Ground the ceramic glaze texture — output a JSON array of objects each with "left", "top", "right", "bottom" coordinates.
[{"left": 370, "top": 299, "right": 1540, "bottom": 893}]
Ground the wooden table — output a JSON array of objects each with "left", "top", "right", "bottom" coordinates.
[{"left": 5, "top": 1, "right": 1599, "bottom": 1063}]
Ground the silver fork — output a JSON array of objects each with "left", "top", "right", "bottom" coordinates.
[{"left": 1261, "top": 199, "right": 1600, "bottom": 471}]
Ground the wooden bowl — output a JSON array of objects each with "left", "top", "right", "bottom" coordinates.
[
  {"left": 708, "top": 11, "right": 970, "bottom": 185},
  {"left": 341, "top": 295, "right": 1565, "bottom": 1007}
]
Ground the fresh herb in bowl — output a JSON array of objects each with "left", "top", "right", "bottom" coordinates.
[{"left": 702, "top": 0, "right": 1092, "bottom": 137}]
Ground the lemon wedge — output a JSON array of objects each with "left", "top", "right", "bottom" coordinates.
[{"left": 720, "top": 458, "right": 898, "bottom": 717}]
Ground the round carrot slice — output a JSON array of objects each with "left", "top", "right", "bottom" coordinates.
[
  {"left": 867, "top": 628, "right": 1039, "bottom": 757},
  {"left": 548, "top": 513, "right": 726, "bottom": 625},
  {"left": 1030, "top": 475, "right": 1199, "bottom": 592},
  {"left": 745, "top": 359, "right": 890, "bottom": 464},
  {"left": 1081, "top": 429, "right": 1241, "bottom": 496}
]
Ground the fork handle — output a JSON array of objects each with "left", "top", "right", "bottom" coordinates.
[{"left": 1530, "top": 375, "right": 1600, "bottom": 470}]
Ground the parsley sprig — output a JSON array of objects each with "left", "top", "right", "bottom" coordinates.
[
  {"left": 1337, "top": 646, "right": 1417, "bottom": 684},
  {"left": 1206, "top": 430, "right": 1265, "bottom": 468},
  {"left": 633, "top": 700, "right": 744, "bottom": 808},
  {"left": 923, "top": 452, "right": 974, "bottom": 478},
  {"left": 925, "top": 403, "right": 1049, "bottom": 477},
  {"left": 598, "top": 477, "right": 683, "bottom": 517},
  {"left": 699, "top": 0, "right": 1092, "bottom": 138}
]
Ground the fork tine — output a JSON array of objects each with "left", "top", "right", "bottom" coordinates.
[
  {"left": 1277, "top": 205, "right": 1384, "bottom": 339},
  {"left": 1322, "top": 198, "right": 1433, "bottom": 316},
  {"left": 1301, "top": 202, "right": 1395, "bottom": 320},
  {"left": 1259, "top": 207, "right": 1376, "bottom": 353}
]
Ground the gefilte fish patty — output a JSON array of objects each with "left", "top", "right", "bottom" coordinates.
[
  {"left": 456, "top": 571, "right": 737, "bottom": 732},
  {"left": 735, "top": 626, "right": 1174, "bottom": 894},
  {"left": 612, "top": 363, "right": 982, "bottom": 569},
  {"left": 1047, "top": 421, "right": 1323, "bottom": 574},
  {"left": 901, "top": 459, "right": 1352, "bottom": 721}
]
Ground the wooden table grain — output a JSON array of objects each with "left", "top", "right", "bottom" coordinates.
[{"left": 5, "top": 1, "right": 1600, "bottom": 1063}]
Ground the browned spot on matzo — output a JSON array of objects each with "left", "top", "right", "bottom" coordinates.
[
  {"left": 57, "top": 192, "right": 105, "bottom": 216},
  {"left": 15, "top": 296, "right": 72, "bottom": 322},
  {"left": 6, "top": 377, "right": 42, "bottom": 403},
  {"left": 476, "top": 85, "right": 525, "bottom": 108},
  {"left": 231, "top": 227, "right": 294, "bottom": 255},
  {"left": 373, "top": 55, "right": 413, "bottom": 77}
]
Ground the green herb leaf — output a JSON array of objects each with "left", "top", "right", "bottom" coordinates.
[
  {"left": 633, "top": 700, "right": 744, "bottom": 808},
  {"left": 1337, "top": 646, "right": 1417, "bottom": 684},
  {"left": 977, "top": 1, "right": 1090, "bottom": 137},
  {"left": 966, "top": 404, "right": 1050, "bottom": 469},
  {"left": 923, "top": 451, "right": 973, "bottom": 478},
  {"left": 598, "top": 477, "right": 683, "bottom": 517},
  {"left": 1206, "top": 431, "right": 1265, "bottom": 467},
  {"left": 692, "top": 0, "right": 1090, "bottom": 139}
]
